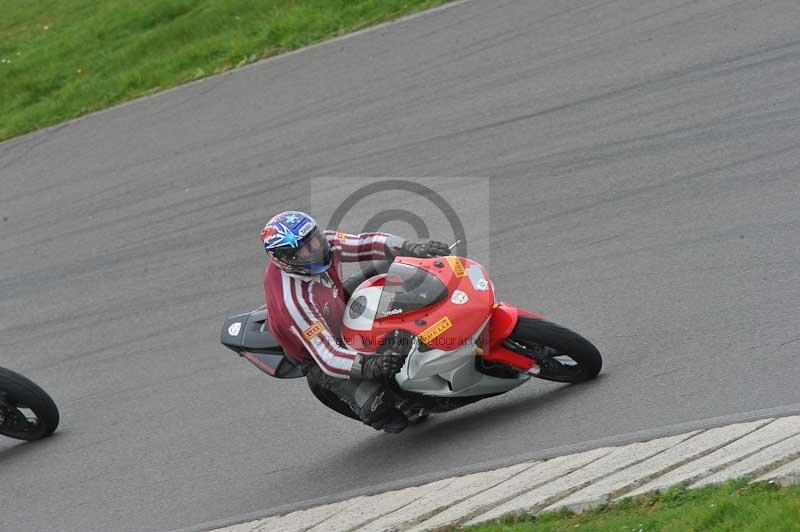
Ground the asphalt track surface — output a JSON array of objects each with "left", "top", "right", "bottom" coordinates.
[{"left": 2, "top": 1, "right": 800, "bottom": 530}]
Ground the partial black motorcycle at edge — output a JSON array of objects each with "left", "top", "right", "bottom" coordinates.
[{"left": 0, "top": 367, "right": 60, "bottom": 441}]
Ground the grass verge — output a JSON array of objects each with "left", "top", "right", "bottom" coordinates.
[
  {"left": 0, "top": 0, "right": 452, "bottom": 141},
  {"left": 457, "top": 480, "right": 800, "bottom": 532}
]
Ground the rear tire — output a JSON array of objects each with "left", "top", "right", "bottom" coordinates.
[
  {"left": 0, "top": 367, "right": 60, "bottom": 441},
  {"left": 508, "top": 318, "right": 602, "bottom": 383}
]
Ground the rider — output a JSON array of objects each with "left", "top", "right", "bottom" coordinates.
[{"left": 261, "top": 210, "right": 450, "bottom": 433}]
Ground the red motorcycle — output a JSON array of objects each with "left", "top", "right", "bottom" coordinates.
[{"left": 222, "top": 256, "right": 602, "bottom": 424}]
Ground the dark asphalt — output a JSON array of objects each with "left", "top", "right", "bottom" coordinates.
[{"left": 1, "top": 0, "right": 799, "bottom": 531}]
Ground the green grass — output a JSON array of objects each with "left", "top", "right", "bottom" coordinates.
[
  {"left": 0, "top": 0, "right": 451, "bottom": 141},
  {"left": 456, "top": 480, "right": 800, "bottom": 532}
]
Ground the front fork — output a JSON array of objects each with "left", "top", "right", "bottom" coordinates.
[{"left": 482, "top": 303, "right": 545, "bottom": 375}]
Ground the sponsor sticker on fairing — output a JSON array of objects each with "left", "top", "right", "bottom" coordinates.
[
  {"left": 349, "top": 296, "right": 367, "bottom": 319},
  {"left": 418, "top": 316, "right": 453, "bottom": 344},
  {"left": 450, "top": 290, "right": 469, "bottom": 304},
  {"left": 445, "top": 256, "right": 466, "bottom": 277},
  {"left": 227, "top": 322, "right": 242, "bottom": 336},
  {"left": 467, "top": 264, "right": 490, "bottom": 291},
  {"left": 303, "top": 321, "right": 325, "bottom": 340}
]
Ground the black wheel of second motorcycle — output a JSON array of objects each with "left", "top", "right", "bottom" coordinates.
[
  {"left": 0, "top": 367, "right": 60, "bottom": 441},
  {"left": 508, "top": 317, "right": 602, "bottom": 383}
]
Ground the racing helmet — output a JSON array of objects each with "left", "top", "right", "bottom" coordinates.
[{"left": 261, "top": 211, "right": 332, "bottom": 275}]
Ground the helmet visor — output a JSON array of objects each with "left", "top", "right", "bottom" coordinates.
[{"left": 272, "top": 232, "right": 330, "bottom": 267}]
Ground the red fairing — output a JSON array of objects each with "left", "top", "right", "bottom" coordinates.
[
  {"left": 482, "top": 303, "right": 546, "bottom": 372},
  {"left": 486, "top": 303, "right": 545, "bottom": 346},
  {"left": 341, "top": 256, "right": 495, "bottom": 353},
  {"left": 488, "top": 303, "right": 520, "bottom": 344},
  {"left": 339, "top": 255, "right": 549, "bottom": 374},
  {"left": 483, "top": 347, "right": 536, "bottom": 372}
]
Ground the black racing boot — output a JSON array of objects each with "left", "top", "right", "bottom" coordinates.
[{"left": 376, "top": 409, "right": 409, "bottom": 434}]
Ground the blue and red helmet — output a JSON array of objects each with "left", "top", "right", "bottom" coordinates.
[{"left": 261, "top": 211, "right": 332, "bottom": 275}]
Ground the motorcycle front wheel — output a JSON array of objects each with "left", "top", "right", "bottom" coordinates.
[
  {"left": 508, "top": 317, "right": 602, "bottom": 383},
  {"left": 0, "top": 367, "right": 60, "bottom": 441}
]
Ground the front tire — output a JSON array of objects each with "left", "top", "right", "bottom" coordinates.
[
  {"left": 508, "top": 318, "right": 602, "bottom": 383},
  {"left": 0, "top": 367, "right": 60, "bottom": 441}
]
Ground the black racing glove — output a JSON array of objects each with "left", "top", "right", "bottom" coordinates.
[
  {"left": 399, "top": 240, "right": 451, "bottom": 258},
  {"left": 351, "top": 351, "right": 406, "bottom": 380}
]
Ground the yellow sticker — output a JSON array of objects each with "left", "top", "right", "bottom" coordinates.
[
  {"left": 445, "top": 256, "right": 466, "bottom": 277},
  {"left": 336, "top": 231, "right": 347, "bottom": 243},
  {"left": 303, "top": 321, "right": 324, "bottom": 340},
  {"left": 418, "top": 316, "right": 453, "bottom": 344}
]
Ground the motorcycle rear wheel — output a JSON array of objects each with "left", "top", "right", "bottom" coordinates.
[
  {"left": 0, "top": 367, "right": 60, "bottom": 441},
  {"left": 508, "top": 317, "right": 602, "bottom": 383}
]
